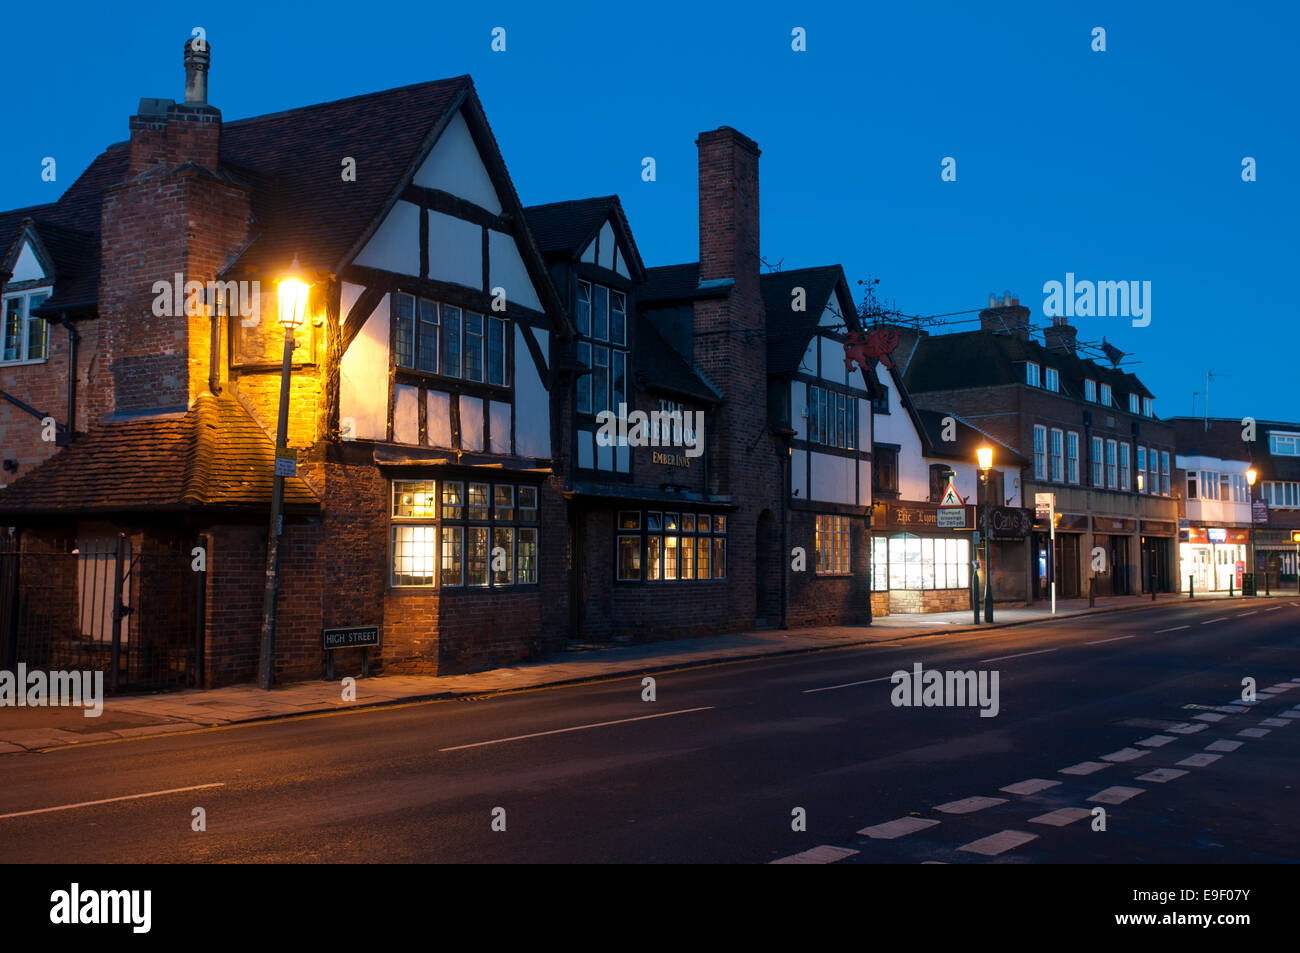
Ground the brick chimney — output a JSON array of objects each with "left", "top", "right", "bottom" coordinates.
[
  {"left": 1043, "top": 315, "right": 1078, "bottom": 354},
  {"left": 96, "top": 40, "right": 251, "bottom": 420},
  {"left": 979, "top": 291, "right": 1032, "bottom": 340}
]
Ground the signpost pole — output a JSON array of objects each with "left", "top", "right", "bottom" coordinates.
[{"left": 1050, "top": 498, "right": 1056, "bottom": 615}]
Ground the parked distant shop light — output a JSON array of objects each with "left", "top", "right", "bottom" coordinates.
[{"left": 278, "top": 255, "right": 311, "bottom": 331}]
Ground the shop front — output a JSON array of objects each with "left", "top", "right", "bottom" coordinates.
[
  {"left": 1092, "top": 516, "right": 1136, "bottom": 596},
  {"left": 870, "top": 500, "right": 976, "bottom": 614},
  {"left": 1139, "top": 519, "right": 1178, "bottom": 593},
  {"left": 1179, "top": 525, "right": 1248, "bottom": 593},
  {"left": 1031, "top": 513, "right": 1087, "bottom": 601}
]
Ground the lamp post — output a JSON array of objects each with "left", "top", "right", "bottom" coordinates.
[
  {"left": 257, "top": 256, "right": 311, "bottom": 690},
  {"left": 1246, "top": 467, "right": 1257, "bottom": 599},
  {"left": 977, "top": 446, "right": 994, "bottom": 623}
]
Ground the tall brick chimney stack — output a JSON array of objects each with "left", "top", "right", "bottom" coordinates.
[
  {"left": 979, "top": 291, "right": 1032, "bottom": 340},
  {"left": 1043, "top": 315, "right": 1078, "bottom": 353},
  {"left": 693, "top": 127, "right": 765, "bottom": 500},
  {"left": 97, "top": 40, "right": 251, "bottom": 420}
]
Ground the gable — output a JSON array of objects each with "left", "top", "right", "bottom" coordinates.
[
  {"left": 412, "top": 109, "right": 503, "bottom": 215},
  {"left": 10, "top": 241, "right": 47, "bottom": 282}
]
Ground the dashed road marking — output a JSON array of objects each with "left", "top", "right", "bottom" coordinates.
[
  {"left": 1101, "top": 747, "right": 1149, "bottom": 763},
  {"left": 1235, "top": 611, "right": 1258, "bottom": 618},
  {"left": 1277, "top": 711, "right": 1300, "bottom": 719},
  {"left": 1000, "top": 778, "right": 1061, "bottom": 796},
  {"left": 1200, "top": 617, "right": 1229, "bottom": 625},
  {"left": 1194, "top": 713, "right": 1227, "bottom": 722},
  {"left": 935, "top": 796, "right": 1007, "bottom": 814},
  {"left": 1029, "top": 807, "right": 1092, "bottom": 827},
  {"left": 1154, "top": 625, "right": 1191, "bottom": 633},
  {"left": 1086, "top": 635, "right": 1136, "bottom": 645},
  {"left": 1168, "top": 723, "right": 1208, "bottom": 734},
  {"left": 437, "top": 706, "right": 715, "bottom": 751},
  {"left": 803, "top": 675, "right": 893, "bottom": 695},
  {"left": 1136, "top": 768, "right": 1189, "bottom": 783},
  {"left": 979, "top": 648, "right": 1057, "bottom": 663},
  {"left": 0, "top": 783, "right": 225, "bottom": 821},
  {"left": 1237, "top": 727, "right": 1270, "bottom": 738},
  {"left": 1136, "top": 735, "right": 1176, "bottom": 748},
  {"left": 1060, "top": 761, "right": 1111, "bottom": 776},
  {"left": 956, "top": 830, "right": 1038, "bottom": 856},
  {"left": 1177, "top": 753, "right": 1223, "bottom": 768},
  {"left": 1088, "top": 786, "right": 1146, "bottom": 805},
  {"left": 1264, "top": 606, "right": 1284, "bottom": 612},
  {"left": 1259, "top": 717, "right": 1291, "bottom": 727},
  {"left": 1205, "top": 739, "right": 1243, "bottom": 752},
  {"left": 770, "top": 845, "right": 859, "bottom": 864},
  {"left": 857, "top": 817, "right": 940, "bottom": 839}
]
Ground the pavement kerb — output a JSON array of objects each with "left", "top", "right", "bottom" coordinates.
[{"left": 9, "top": 593, "right": 1294, "bottom": 755}]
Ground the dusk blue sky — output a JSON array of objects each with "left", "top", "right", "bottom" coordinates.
[{"left": 5, "top": 1, "right": 1295, "bottom": 421}]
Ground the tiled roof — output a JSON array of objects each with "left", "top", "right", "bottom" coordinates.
[
  {"left": 762, "top": 266, "right": 848, "bottom": 376},
  {"left": 905, "top": 328, "right": 1152, "bottom": 402},
  {"left": 0, "top": 393, "right": 319, "bottom": 517},
  {"left": 635, "top": 316, "right": 720, "bottom": 403},
  {"left": 1170, "top": 416, "right": 1300, "bottom": 463},
  {"left": 914, "top": 408, "right": 1028, "bottom": 466},
  {"left": 639, "top": 263, "right": 702, "bottom": 304},
  {"left": 218, "top": 76, "right": 469, "bottom": 277},
  {"left": 524, "top": 196, "right": 617, "bottom": 257}
]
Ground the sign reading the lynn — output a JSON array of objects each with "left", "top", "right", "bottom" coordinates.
[
  {"left": 322, "top": 626, "right": 381, "bottom": 651},
  {"left": 596, "top": 404, "right": 705, "bottom": 458}
]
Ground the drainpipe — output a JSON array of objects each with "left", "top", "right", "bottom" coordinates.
[
  {"left": 209, "top": 300, "right": 222, "bottom": 395},
  {"left": 779, "top": 443, "right": 788, "bottom": 629},
  {"left": 61, "top": 314, "right": 77, "bottom": 440}
]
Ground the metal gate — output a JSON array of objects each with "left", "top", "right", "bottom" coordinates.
[{"left": 0, "top": 534, "right": 206, "bottom": 693}]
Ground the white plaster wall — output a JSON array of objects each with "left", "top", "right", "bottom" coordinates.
[
  {"left": 819, "top": 336, "right": 847, "bottom": 385},
  {"left": 394, "top": 384, "right": 420, "bottom": 444},
  {"left": 427, "top": 390, "right": 452, "bottom": 448},
  {"left": 514, "top": 326, "right": 550, "bottom": 458},
  {"left": 488, "top": 229, "right": 543, "bottom": 311},
  {"left": 412, "top": 110, "right": 503, "bottom": 214},
  {"left": 11, "top": 243, "right": 45, "bottom": 281},
  {"left": 489, "top": 400, "right": 512, "bottom": 454},
  {"left": 810, "top": 451, "right": 857, "bottom": 505},
  {"left": 871, "top": 364, "right": 927, "bottom": 500},
  {"left": 354, "top": 200, "right": 421, "bottom": 276},
  {"left": 791, "top": 381, "right": 805, "bottom": 439},
  {"left": 340, "top": 281, "right": 364, "bottom": 324},
  {"left": 579, "top": 240, "right": 595, "bottom": 264},
  {"left": 578, "top": 429, "right": 594, "bottom": 469},
  {"left": 798, "top": 339, "right": 817, "bottom": 375},
  {"left": 817, "top": 296, "right": 839, "bottom": 328},
  {"left": 613, "top": 244, "right": 629, "bottom": 278},
  {"left": 339, "top": 295, "right": 389, "bottom": 440},
  {"left": 597, "top": 222, "right": 615, "bottom": 270},
  {"left": 460, "top": 395, "right": 484, "bottom": 452},
  {"left": 428, "top": 210, "right": 482, "bottom": 290},
  {"left": 791, "top": 448, "right": 807, "bottom": 498}
]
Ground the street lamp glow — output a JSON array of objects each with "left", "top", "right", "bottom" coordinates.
[
  {"left": 277, "top": 255, "right": 311, "bottom": 331},
  {"left": 1246, "top": 468, "right": 1257, "bottom": 486},
  {"left": 976, "top": 446, "right": 993, "bottom": 470}
]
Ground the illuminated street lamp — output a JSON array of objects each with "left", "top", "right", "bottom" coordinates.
[
  {"left": 977, "top": 446, "right": 994, "bottom": 623},
  {"left": 1246, "top": 468, "right": 1257, "bottom": 599},
  {"left": 258, "top": 256, "right": 312, "bottom": 690}
]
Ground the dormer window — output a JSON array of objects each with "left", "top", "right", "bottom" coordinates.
[
  {"left": 1128, "top": 393, "right": 1140, "bottom": 414},
  {"left": 576, "top": 280, "right": 628, "bottom": 415},
  {"left": 1143, "top": 397, "right": 1154, "bottom": 417},
  {"left": 1099, "top": 382, "right": 1112, "bottom": 407},
  {"left": 1084, "top": 378, "right": 1096, "bottom": 402},
  {"left": 1044, "top": 367, "right": 1059, "bottom": 392},
  {"left": 1, "top": 289, "right": 51, "bottom": 364},
  {"left": 1025, "top": 361, "right": 1040, "bottom": 387}
]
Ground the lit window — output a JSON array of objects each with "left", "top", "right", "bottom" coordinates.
[{"left": 815, "top": 514, "right": 852, "bottom": 574}]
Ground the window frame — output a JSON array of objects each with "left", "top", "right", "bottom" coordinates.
[{"left": 615, "top": 508, "right": 727, "bottom": 583}]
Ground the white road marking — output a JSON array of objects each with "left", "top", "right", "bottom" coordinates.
[
  {"left": 803, "top": 675, "right": 893, "bottom": 695},
  {"left": 956, "top": 830, "right": 1038, "bottom": 856},
  {"left": 1136, "top": 768, "right": 1189, "bottom": 783},
  {"left": 857, "top": 817, "right": 939, "bottom": 839},
  {"left": 1086, "top": 635, "right": 1136, "bottom": 645},
  {"left": 1060, "top": 761, "right": 1111, "bottom": 775},
  {"left": 1237, "top": 728, "right": 1271, "bottom": 738},
  {"left": 1205, "top": 739, "right": 1243, "bottom": 752},
  {"left": 1000, "top": 778, "right": 1061, "bottom": 796},
  {"left": 979, "top": 648, "right": 1058, "bottom": 663},
  {"left": 770, "top": 845, "right": 858, "bottom": 865},
  {"left": 0, "top": 783, "right": 225, "bottom": 821},
  {"left": 1154, "top": 625, "right": 1191, "bottom": 633},
  {"left": 1268, "top": 684, "right": 1296, "bottom": 692},
  {"left": 1167, "top": 723, "right": 1208, "bottom": 734},
  {"left": 1194, "top": 713, "right": 1227, "bottom": 722},
  {"left": 1217, "top": 705, "right": 1249, "bottom": 713},
  {"left": 1088, "top": 786, "right": 1146, "bottom": 805},
  {"left": 1235, "top": 611, "right": 1258, "bottom": 618},
  {"left": 437, "top": 707, "right": 715, "bottom": 751},
  {"left": 1177, "top": 753, "right": 1223, "bottom": 767},
  {"left": 1278, "top": 711, "right": 1300, "bottom": 719},
  {"left": 1101, "top": 747, "right": 1149, "bottom": 763},
  {"left": 1029, "top": 807, "right": 1092, "bottom": 827},
  {"left": 1259, "top": 717, "right": 1291, "bottom": 727},
  {"left": 1200, "top": 617, "right": 1229, "bottom": 625},
  {"left": 934, "top": 796, "right": 1008, "bottom": 814},
  {"left": 1136, "top": 735, "right": 1176, "bottom": 748},
  {"left": 1264, "top": 606, "right": 1284, "bottom": 612}
]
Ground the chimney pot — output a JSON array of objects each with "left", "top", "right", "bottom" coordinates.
[{"left": 183, "top": 38, "right": 211, "bottom": 105}]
